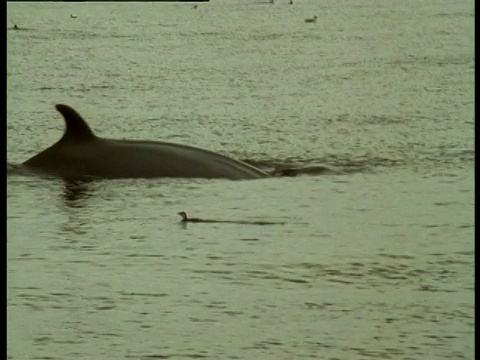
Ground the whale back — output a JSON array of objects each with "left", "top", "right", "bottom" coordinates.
[{"left": 21, "top": 104, "right": 269, "bottom": 180}]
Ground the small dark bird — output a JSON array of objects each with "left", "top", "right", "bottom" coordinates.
[
  {"left": 177, "top": 211, "right": 286, "bottom": 226},
  {"left": 177, "top": 211, "right": 207, "bottom": 223},
  {"left": 305, "top": 16, "right": 317, "bottom": 23},
  {"left": 70, "top": 14, "right": 78, "bottom": 19}
]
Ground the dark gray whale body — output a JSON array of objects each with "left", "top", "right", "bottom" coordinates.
[{"left": 21, "top": 104, "right": 269, "bottom": 180}]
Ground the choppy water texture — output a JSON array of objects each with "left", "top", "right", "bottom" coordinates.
[{"left": 7, "top": 0, "right": 474, "bottom": 359}]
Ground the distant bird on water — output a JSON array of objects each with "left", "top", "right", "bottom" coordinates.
[
  {"left": 304, "top": 15, "right": 317, "bottom": 23},
  {"left": 177, "top": 211, "right": 287, "bottom": 226},
  {"left": 70, "top": 14, "right": 78, "bottom": 19},
  {"left": 178, "top": 211, "right": 207, "bottom": 223}
]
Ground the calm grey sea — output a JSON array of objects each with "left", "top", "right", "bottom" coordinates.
[{"left": 7, "top": 0, "right": 474, "bottom": 359}]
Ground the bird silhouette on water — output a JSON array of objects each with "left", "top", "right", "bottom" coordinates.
[{"left": 177, "top": 211, "right": 286, "bottom": 226}]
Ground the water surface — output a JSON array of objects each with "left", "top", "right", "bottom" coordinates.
[{"left": 7, "top": 0, "right": 474, "bottom": 359}]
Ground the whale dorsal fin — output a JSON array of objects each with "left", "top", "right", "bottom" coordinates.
[{"left": 55, "top": 104, "right": 96, "bottom": 142}]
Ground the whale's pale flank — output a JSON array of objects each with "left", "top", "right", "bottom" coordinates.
[{"left": 19, "top": 104, "right": 269, "bottom": 180}]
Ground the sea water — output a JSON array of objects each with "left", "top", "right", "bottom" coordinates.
[{"left": 7, "top": 0, "right": 474, "bottom": 359}]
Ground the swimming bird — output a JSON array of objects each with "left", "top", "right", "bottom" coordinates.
[
  {"left": 177, "top": 211, "right": 286, "bottom": 226},
  {"left": 70, "top": 14, "right": 78, "bottom": 19},
  {"left": 177, "top": 211, "right": 211, "bottom": 223},
  {"left": 304, "top": 15, "right": 317, "bottom": 23}
]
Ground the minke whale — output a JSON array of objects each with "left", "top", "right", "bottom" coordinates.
[{"left": 19, "top": 104, "right": 269, "bottom": 180}]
